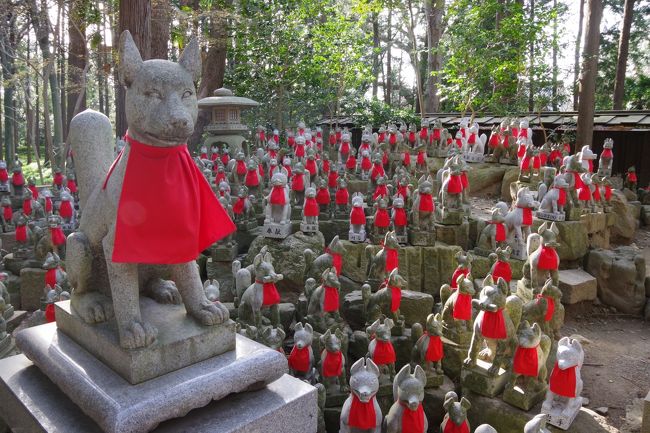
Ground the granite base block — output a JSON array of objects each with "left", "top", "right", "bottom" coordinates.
[
  {"left": 13, "top": 323, "right": 288, "bottom": 433},
  {"left": 52, "top": 298, "right": 237, "bottom": 384},
  {"left": 0, "top": 354, "right": 316, "bottom": 433}
]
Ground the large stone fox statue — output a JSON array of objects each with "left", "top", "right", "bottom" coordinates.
[{"left": 66, "top": 31, "right": 235, "bottom": 349}]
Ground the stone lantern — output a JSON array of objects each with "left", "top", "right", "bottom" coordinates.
[{"left": 198, "top": 87, "right": 259, "bottom": 154}]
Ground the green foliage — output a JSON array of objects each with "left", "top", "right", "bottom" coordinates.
[{"left": 340, "top": 98, "right": 418, "bottom": 126}]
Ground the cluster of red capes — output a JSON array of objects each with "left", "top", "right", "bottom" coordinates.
[{"left": 105, "top": 134, "right": 236, "bottom": 264}]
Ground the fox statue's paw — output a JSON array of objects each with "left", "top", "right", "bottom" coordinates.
[
  {"left": 70, "top": 291, "right": 115, "bottom": 324},
  {"left": 146, "top": 278, "right": 182, "bottom": 304},
  {"left": 119, "top": 319, "right": 158, "bottom": 349},
  {"left": 190, "top": 301, "right": 229, "bottom": 326}
]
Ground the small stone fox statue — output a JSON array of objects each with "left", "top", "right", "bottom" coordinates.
[
  {"left": 506, "top": 320, "right": 551, "bottom": 398},
  {"left": 366, "top": 231, "right": 400, "bottom": 283},
  {"left": 412, "top": 313, "right": 444, "bottom": 375},
  {"left": 440, "top": 391, "right": 471, "bottom": 433},
  {"left": 260, "top": 326, "right": 286, "bottom": 354},
  {"left": 238, "top": 246, "right": 283, "bottom": 328},
  {"left": 362, "top": 268, "right": 406, "bottom": 326},
  {"left": 384, "top": 364, "right": 428, "bottom": 433},
  {"left": 366, "top": 317, "right": 396, "bottom": 382},
  {"left": 319, "top": 328, "right": 347, "bottom": 393},
  {"left": 288, "top": 322, "right": 317, "bottom": 383},
  {"left": 304, "top": 235, "right": 345, "bottom": 279},
  {"left": 306, "top": 267, "right": 342, "bottom": 330},
  {"left": 339, "top": 357, "right": 382, "bottom": 433}
]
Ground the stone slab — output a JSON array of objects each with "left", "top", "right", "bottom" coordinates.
[
  {"left": 0, "top": 354, "right": 315, "bottom": 433},
  {"left": 642, "top": 390, "right": 650, "bottom": 433},
  {"left": 6, "top": 310, "right": 27, "bottom": 332},
  {"left": 461, "top": 360, "right": 509, "bottom": 397},
  {"left": 18, "top": 267, "right": 46, "bottom": 311},
  {"left": 50, "top": 299, "right": 236, "bottom": 384},
  {"left": 12, "top": 323, "right": 288, "bottom": 433},
  {"left": 558, "top": 269, "right": 597, "bottom": 304}
]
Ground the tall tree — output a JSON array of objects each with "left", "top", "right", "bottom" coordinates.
[
  {"left": 612, "top": 0, "right": 635, "bottom": 109},
  {"left": 0, "top": 3, "right": 17, "bottom": 163},
  {"left": 371, "top": 12, "right": 380, "bottom": 99},
  {"left": 576, "top": 0, "right": 603, "bottom": 148},
  {"left": 116, "top": 0, "right": 151, "bottom": 138},
  {"left": 573, "top": 0, "right": 585, "bottom": 110},
  {"left": 424, "top": 0, "right": 444, "bottom": 113},
  {"left": 551, "top": 0, "right": 558, "bottom": 110},
  {"left": 528, "top": 0, "right": 535, "bottom": 111},
  {"left": 150, "top": 0, "right": 170, "bottom": 59},
  {"left": 67, "top": 0, "right": 87, "bottom": 130},
  {"left": 385, "top": 6, "right": 392, "bottom": 105}
]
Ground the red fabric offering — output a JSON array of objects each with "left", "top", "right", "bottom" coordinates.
[
  {"left": 467, "top": 133, "right": 476, "bottom": 144},
  {"left": 322, "top": 350, "right": 343, "bottom": 377},
  {"left": 520, "top": 156, "right": 531, "bottom": 170},
  {"left": 403, "top": 152, "right": 411, "bottom": 166},
  {"left": 578, "top": 186, "right": 591, "bottom": 201},
  {"left": 12, "top": 172, "right": 24, "bottom": 186},
  {"left": 519, "top": 206, "right": 533, "bottom": 226},
  {"left": 605, "top": 185, "right": 612, "bottom": 201},
  {"left": 481, "top": 309, "right": 507, "bottom": 339},
  {"left": 233, "top": 197, "right": 246, "bottom": 215},
  {"left": 107, "top": 134, "right": 235, "bottom": 264},
  {"left": 371, "top": 164, "right": 385, "bottom": 181},
  {"left": 447, "top": 175, "right": 463, "bottom": 193},
  {"left": 512, "top": 127, "right": 519, "bottom": 137},
  {"left": 513, "top": 345, "right": 539, "bottom": 377},
  {"left": 322, "top": 159, "right": 330, "bottom": 173},
  {"left": 390, "top": 286, "right": 401, "bottom": 312},
  {"left": 385, "top": 247, "right": 398, "bottom": 272},
  {"left": 336, "top": 188, "right": 349, "bottom": 205},
  {"left": 45, "top": 268, "right": 58, "bottom": 287},
  {"left": 433, "top": 128, "right": 441, "bottom": 140},
  {"left": 260, "top": 281, "right": 280, "bottom": 305},
  {"left": 350, "top": 207, "right": 366, "bottom": 225},
  {"left": 236, "top": 160, "right": 246, "bottom": 176},
  {"left": 0, "top": 169, "right": 7, "bottom": 182},
  {"left": 393, "top": 207, "right": 408, "bottom": 226},
  {"left": 305, "top": 159, "right": 317, "bottom": 177},
  {"left": 245, "top": 169, "right": 259, "bottom": 187},
  {"left": 418, "top": 193, "right": 434, "bottom": 212},
  {"left": 323, "top": 286, "right": 339, "bottom": 312},
  {"left": 443, "top": 419, "right": 470, "bottom": 433},
  {"left": 549, "top": 362, "right": 577, "bottom": 397},
  {"left": 419, "top": 128, "right": 428, "bottom": 140},
  {"left": 328, "top": 251, "right": 342, "bottom": 275},
  {"left": 378, "top": 132, "right": 386, "bottom": 143},
  {"left": 537, "top": 246, "right": 559, "bottom": 270},
  {"left": 221, "top": 154, "right": 230, "bottom": 165},
  {"left": 346, "top": 156, "right": 357, "bottom": 170},
  {"left": 304, "top": 197, "right": 319, "bottom": 217},
  {"left": 389, "top": 133, "right": 397, "bottom": 145},
  {"left": 520, "top": 128, "right": 528, "bottom": 138},
  {"left": 288, "top": 346, "right": 311, "bottom": 372},
  {"left": 23, "top": 199, "right": 32, "bottom": 216},
  {"left": 450, "top": 267, "right": 469, "bottom": 289},
  {"left": 570, "top": 171, "right": 584, "bottom": 189},
  {"left": 292, "top": 174, "right": 305, "bottom": 191},
  {"left": 489, "top": 221, "right": 506, "bottom": 242},
  {"left": 328, "top": 171, "right": 338, "bottom": 188},
  {"left": 283, "top": 164, "right": 292, "bottom": 178},
  {"left": 45, "top": 197, "right": 53, "bottom": 213},
  {"left": 3, "top": 205, "right": 12, "bottom": 221},
  {"left": 372, "top": 340, "right": 396, "bottom": 365},
  {"left": 489, "top": 134, "right": 499, "bottom": 148},
  {"left": 316, "top": 188, "right": 330, "bottom": 205},
  {"left": 408, "top": 132, "right": 416, "bottom": 144},
  {"left": 373, "top": 185, "right": 388, "bottom": 200},
  {"left": 417, "top": 152, "right": 426, "bottom": 166},
  {"left": 361, "top": 157, "right": 372, "bottom": 171},
  {"left": 453, "top": 293, "right": 472, "bottom": 320},
  {"left": 52, "top": 173, "right": 62, "bottom": 186},
  {"left": 461, "top": 172, "right": 469, "bottom": 189},
  {"left": 382, "top": 152, "right": 389, "bottom": 166},
  {"left": 554, "top": 187, "right": 567, "bottom": 206},
  {"left": 374, "top": 208, "right": 390, "bottom": 227},
  {"left": 45, "top": 303, "right": 56, "bottom": 323},
  {"left": 518, "top": 145, "right": 527, "bottom": 160},
  {"left": 349, "top": 395, "right": 377, "bottom": 429},
  {"left": 66, "top": 179, "right": 78, "bottom": 193},
  {"left": 50, "top": 227, "right": 66, "bottom": 246},
  {"left": 549, "top": 149, "right": 562, "bottom": 163},
  {"left": 425, "top": 334, "right": 444, "bottom": 362},
  {"left": 339, "top": 142, "right": 350, "bottom": 156},
  {"left": 15, "top": 225, "right": 27, "bottom": 242},
  {"left": 540, "top": 152, "right": 548, "bottom": 166},
  {"left": 270, "top": 186, "right": 286, "bottom": 205},
  {"left": 587, "top": 159, "right": 593, "bottom": 173},
  {"left": 295, "top": 144, "right": 306, "bottom": 158},
  {"left": 602, "top": 148, "right": 613, "bottom": 158},
  {"left": 491, "top": 260, "right": 512, "bottom": 283},
  {"left": 29, "top": 185, "right": 39, "bottom": 199},
  {"left": 400, "top": 402, "right": 425, "bottom": 433},
  {"left": 537, "top": 294, "right": 555, "bottom": 321},
  {"left": 592, "top": 185, "right": 601, "bottom": 201}
]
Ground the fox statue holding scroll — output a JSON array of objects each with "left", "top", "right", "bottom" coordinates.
[{"left": 65, "top": 31, "right": 235, "bottom": 350}]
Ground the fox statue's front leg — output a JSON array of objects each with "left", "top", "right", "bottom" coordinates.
[{"left": 171, "top": 262, "right": 229, "bottom": 325}]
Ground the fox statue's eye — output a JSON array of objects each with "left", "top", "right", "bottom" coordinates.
[
  {"left": 182, "top": 90, "right": 193, "bottom": 98},
  {"left": 146, "top": 90, "right": 162, "bottom": 99}
]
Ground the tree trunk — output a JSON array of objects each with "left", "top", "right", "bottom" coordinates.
[
  {"left": 57, "top": 0, "right": 68, "bottom": 139},
  {"left": 528, "top": 0, "right": 535, "bottom": 112},
  {"left": 371, "top": 12, "right": 380, "bottom": 99},
  {"left": 386, "top": 8, "right": 392, "bottom": 106},
  {"left": 67, "top": 0, "right": 87, "bottom": 130},
  {"left": 1, "top": 12, "right": 17, "bottom": 163},
  {"left": 150, "top": 0, "right": 170, "bottom": 59},
  {"left": 116, "top": 0, "right": 151, "bottom": 138},
  {"left": 552, "top": 0, "right": 558, "bottom": 110},
  {"left": 573, "top": 0, "right": 585, "bottom": 111},
  {"left": 612, "top": 0, "right": 634, "bottom": 110},
  {"left": 405, "top": 0, "right": 424, "bottom": 115},
  {"left": 424, "top": 0, "right": 443, "bottom": 113},
  {"left": 576, "top": 0, "right": 603, "bottom": 148}
]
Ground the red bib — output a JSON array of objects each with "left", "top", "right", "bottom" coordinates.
[
  {"left": 235, "top": 160, "right": 246, "bottom": 176},
  {"left": 489, "top": 221, "right": 506, "bottom": 242},
  {"left": 513, "top": 345, "right": 539, "bottom": 377},
  {"left": 329, "top": 251, "right": 342, "bottom": 275},
  {"left": 349, "top": 395, "right": 377, "bottom": 429},
  {"left": 288, "top": 346, "right": 311, "bottom": 372},
  {"left": 339, "top": 142, "right": 350, "bottom": 156},
  {"left": 371, "top": 164, "right": 385, "bottom": 181},
  {"left": 390, "top": 286, "right": 401, "bottom": 312},
  {"left": 419, "top": 128, "right": 428, "bottom": 140},
  {"left": 489, "top": 134, "right": 499, "bottom": 148},
  {"left": 549, "top": 362, "right": 577, "bottom": 397},
  {"left": 418, "top": 193, "right": 434, "bottom": 212},
  {"left": 336, "top": 188, "right": 349, "bottom": 205},
  {"left": 322, "top": 159, "right": 330, "bottom": 173},
  {"left": 316, "top": 188, "right": 330, "bottom": 205},
  {"left": 291, "top": 174, "right": 305, "bottom": 191},
  {"left": 571, "top": 171, "right": 584, "bottom": 189},
  {"left": 403, "top": 152, "right": 411, "bottom": 166},
  {"left": 50, "top": 227, "right": 66, "bottom": 246},
  {"left": 295, "top": 144, "right": 305, "bottom": 157},
  {"left": 491, "top": 260, "right": 512, "bottom": 283},
  {"left": 12, "top": 173, "right": 24, "bottom": 186},
  {"left": 537, "top": 246, "right": 559, "bottom": 270},
  {"left": 45, "top": 303, "right": 56, "bottom": 323},
  {"left": 400, "top": 402, "right": 425, "bottom": 433},
  {"left": 467, "top": 133, "right": 476, "bottom": 144},
  {"left": 0, "top": 169, "right": 7, "bottom": 182},
  {"left": 3, "top": 206, "right": 12, "bottom": 221},
  {"left": 537, "top": 294, "right": 555, "bottom": 321},
  {"left": 233, "top": 197, "right": 246, "bottom": 215},
  {"left": 605, "top": 185, "right": 612, "bottom": 200},
  {"left": 481, "top": 309, "right": 507, "bottom": 339},
  {"left": 322, "top": 350, "right": 343, "bottom": 377},
  {"left": 270, "top": 186, "right": 286, "bottom": 205},
  {"left": 393, "top": 207, "right": 408, "bottom": 226},
  {"left": 45, "top": 268, "right": 58, "bottom": 287},
  {"left": 245, "top": 169, "right": 259, "bottom": 187},
  {"left": 29, "top": 185, "right": 39, "bottom": 199},
  {"left": 408, "top": 132, "right": 416, "bottom": 144},
  {"left": 417, "top": 152, "right": 426, "bottom": 166},
  {"left": 372, "top": 340, "right": 396, "bottom": 365},
  {"left": 346, "top": 156, "right": 357, "bottom": 170},
  {"left": 59, "top": 201, "right": 73, "bottom": 219},
  {"left": 443, "top": 419, "right": 470, "bottom": 433},
  {"left": 323, "top": 286, "right": 339, "bottom": 312},
  {"left": 453, "top": 293, "right": 472, "bottom": 320},
  {"left": 304, "top": 197, "right": 319, "bottom": 217},
  {"left": 15, "top": 225, "right": 27, "bottom": 242},
  {"left": 361, "top": 157, "right": 372, "bottom": 171},
  {"left": 373, "top": 185, "right": 388, "bottom": 200},
  {"left": 425, "top": 334, "right": 444, "bottom": 362},
  {"left": 45, "top": 197, "right": 53, "bottom": 213},
  {"left": 385, "top": 247, "right": 398, "bottom": 272},
  {"left": 328, "top": 171, "right": 338, "bottom": 188},
  {"left": 305, "top": 159, "right": 317, "bottom": 177},
  {"left": 107, "top": 135, "right": 235, "bottom": 264},
  {"left": 432, "top": 128, "right": 441, "bottom": 140},
  {"left": 554, "top": 187, "right": 567, "bottom": 206},
  {"left": 578, "top": 186, "right": 591, "bottom": 201},
  {"left": 601, "top": 148, "right": 613, "bottom": 158},
  {"left": 374, "top": 208, "right": 390, "bottom": 228},
  {"left": 351, "top": 207, "right": 366, "bottom": 225},
  {"left": 389, "top": 133, "right": 397, "bottom": 145},
  {"left": 447, "top": 175, "right": 463, "bottom": 193},
  {"left": 592, "top": 185, "right": 601, "bottom": 201},
  {"left": 23, "top": 199, "right": 32, "bottom": 216},
  {"left": 450, "top": 267, "right": 469, "bottom": 289},
  {"left": 260, "top": 281, "right": 280, "bottom": 305},
  {"left": 519, "top": 206, "right": 533, "bottom": 226}
]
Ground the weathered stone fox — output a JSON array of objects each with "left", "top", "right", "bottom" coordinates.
[{"left": 66, "top": 31, "right": 234, "bottom": 349}]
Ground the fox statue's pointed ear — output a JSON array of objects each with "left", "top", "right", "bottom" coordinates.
[
  {"left": 118, "top": 30, "right": 143, "bottom": 87},
  {"left": 179, "top": 37, "right": 201, "bottom": 83}
]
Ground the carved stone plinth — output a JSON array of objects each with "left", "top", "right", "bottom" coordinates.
[
  {"left": 236, "top": 219, "right": 258, "bottom": 231},
  {"left": 436, "top": 149, "right": 450, "bottom": 158},
  {"left": 0, "top": 184, "right": 10, "bottom": 193},
  {"left": 300, "top": 222, "right": 319, "bottom": 234},
  {"left": 51, "top": 300, "right": 236, "bottom": 384},
  {"left": 395, "top": 234, "right": 408, "bottom": 245},
  {"left": 0, "top": 334, "right": 13, "bottom": 358},
  {"left": 564, "top": 207, "right": 583, "bottom": 221},
  {"left": 348, "top": 231, "right": 366, "bottom": 243},
  {"left": 463, "top": 152, "right": 485, "bottom": 163},
  {"left": 536, "top": 211, "right": 565, "bottom": 222},
  {"left": 473, "top": 247, "right": 493, "bottom": 257},
  {"left": 499, "top": 157, "right": 518, "bottom": 165},
  {"left": 211, "top": 243, "right": 238, "bottom": 262},
  {"left": 425, "top": 371, "right": 445, "bottom": 388},
  {"left": 409, "top": 230, "right": 435, "bottom": 246},
  {"left": 291, "top": 206, "right": 303, "bottom": 219},
  {"left": 262, "top": 221, "right": 292, "bottom": 239},
  {"left": 542, "top": 397, "right": 583, "bottom": 430},
  {"left": 510, "top": 241, "right": 527, "bottom": 261},
  {"left": 435, "top": 207, "right": 465, "bottom": 225},
  {"left": 461, "top": 360, "right": 509, "bottom": 397},
  {"left": 502, "top": 381, "right": 548, "bottom": 411}
]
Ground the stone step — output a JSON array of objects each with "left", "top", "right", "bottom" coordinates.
[{"left": 558, "top": 269, "right": 597, "bottom": 304}]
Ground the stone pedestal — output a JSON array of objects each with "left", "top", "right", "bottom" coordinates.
[
  {"left": 211, "top": 243, "right": 238, "bottom": 262},
  {"left": 262, "top": 221, "right": 292, "bottom": 239},
  {"left": 435, "top": 207, "right": 465, "bottom": 225},
  {"left": 557, "top": 269, "right": 597, "bottom": 304},
  {"left": 348, "top": 231, "right": 366, "bottom": 243},
  {"left": 236, "top": 219, "right": 258, "bottom": 232},
  {"left": 18, "top": 267, "right": 47, "bottom": 311},
  {"left": 435, "top": 221, "right": 469, "bottom": 250},
  {"left": 463, "top": 152, "right": 485, "bottom": 163},
  {"left": 536, "top": 211, "right": 566, "bottom": 221},
  {"left": 12, "top": 323, "right": 292, "bottom": 433},
  {"left": 461, "top": 360, "right": 509, "bottom": 397},
  {"left": 300, "top": 222, "right": 319, "bottom": 234},
  {"left": 565, "top": 207, "right": 583, "bottom": 221},
  {"left": 409, "top": 230, "right": 436, "bottom": 246},
  {"left": 542, "top": 398, "right": 583, "bottom": 430},
  {"left": 205, "top": 258, "right": 235, "bottom": 302},
  {"left": 5, "top": 310, "right": 27, "bottom": 332},
  {"left": 0, "top": 354, "right": 315, "bottom": 433},
  {"left": 502, "top": 382, "right": 548, "bottom": 411}
]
